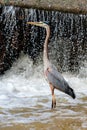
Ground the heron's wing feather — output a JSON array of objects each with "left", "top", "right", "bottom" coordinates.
[
  {"left": 49, "top": 64, "right": 65, "bottom": 82},
  {"left": 46, "top": 65, "right": 69, "bottom": 92}
]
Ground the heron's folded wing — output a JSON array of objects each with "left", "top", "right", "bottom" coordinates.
[{"left": 46, "top": 66, "right": 69, "bottom": 92}]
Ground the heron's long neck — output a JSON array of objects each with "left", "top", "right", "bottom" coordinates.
[{"left": 43, "top": 26, "right": 50, "bottom": 68}]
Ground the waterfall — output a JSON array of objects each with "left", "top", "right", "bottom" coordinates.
[{"left": 0, "top": 6, "right": 87, "bottom": 73}]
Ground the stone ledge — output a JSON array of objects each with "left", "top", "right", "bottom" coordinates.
[{"left": 0, "top": 0, "right": 87, "bottom": 14}]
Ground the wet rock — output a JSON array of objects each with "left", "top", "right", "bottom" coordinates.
[{"left": 0, "top": 0, "right": 87, "bottom": 14}]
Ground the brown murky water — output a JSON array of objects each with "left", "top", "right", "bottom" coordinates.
[
  {"left": 0, "top": 56, "right": 87, "bottom": 130},
  {"left": 0, "top": 96, "right": 87, "bottom": 130}
]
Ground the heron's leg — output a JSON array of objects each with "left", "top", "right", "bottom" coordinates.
[{"left": 50, "top": 83, "right": 56, "bottom": 109}]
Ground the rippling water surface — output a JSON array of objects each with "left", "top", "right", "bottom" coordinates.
[
  {"left": 0, "top": 5, "right": 87, "bottom": 130},
  {"left": 0, "top": 54, "right": 87, "bottom": 130}
]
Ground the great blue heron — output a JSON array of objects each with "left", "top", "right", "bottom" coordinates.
[{"left": 27, "top": 21, "right": 76, "bottom": 108}]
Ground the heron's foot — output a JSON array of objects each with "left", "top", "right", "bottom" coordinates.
[{"left": 51, "top": 98, "right": 56, "bottom": 109}]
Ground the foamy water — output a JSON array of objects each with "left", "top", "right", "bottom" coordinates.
[{"left": 0, "top": 54, "right": 87, "bottom": 129}]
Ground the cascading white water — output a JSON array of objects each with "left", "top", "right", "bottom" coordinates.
[
  {"left": 0, "top": 52, "right": 87, "bottom": 107},
  {"left": 0, "top": 52, "right": 87, "bottom": 128}
]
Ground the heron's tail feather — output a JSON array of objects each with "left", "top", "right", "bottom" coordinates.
[{"left": 65, "top": 86, "right": 76, "bottom": 99}]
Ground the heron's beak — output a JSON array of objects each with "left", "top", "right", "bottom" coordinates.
[{"left": 27, "top": 22, "right": 43, "bottom": 27}]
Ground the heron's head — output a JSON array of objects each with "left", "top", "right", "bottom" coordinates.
[{"left": 27, "top": 21, "right": 49, "bottom": 28}]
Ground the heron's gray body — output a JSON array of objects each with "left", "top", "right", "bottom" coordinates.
[
  {"left": 45, "top": 63, "right": 75, "bottom": 99},
  {"left": 46, "top": 66, "right": 67, "bottom": 91}
]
